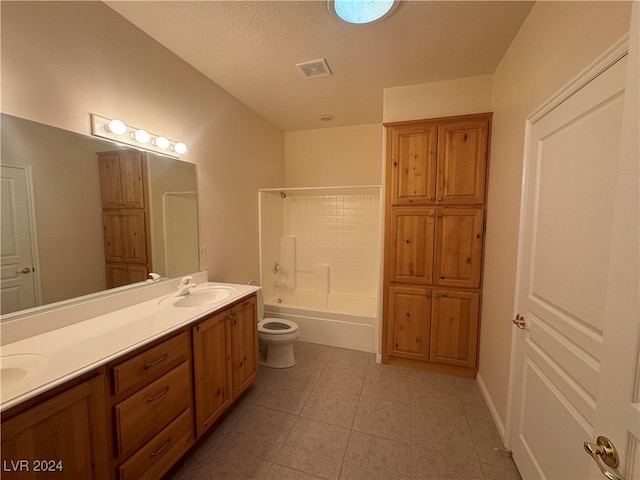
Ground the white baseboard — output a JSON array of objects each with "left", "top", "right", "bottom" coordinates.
[{"left": 476, "top": 373, "right": 507, "bottom": 441}]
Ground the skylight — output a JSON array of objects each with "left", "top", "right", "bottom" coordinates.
[{"left": 331, "top": 0, "right": 397, "bottom": 24}]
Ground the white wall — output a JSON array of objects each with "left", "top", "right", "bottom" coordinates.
[
  {"left": 480, "top": 1, "right": 632, "bottom": 435},
  {"left": 1, "top": 1, "right": 284, "bottom": 286}
]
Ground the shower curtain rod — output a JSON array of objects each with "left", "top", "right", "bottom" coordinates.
[{"left": 259, "top": 185, "right": 381, "bottom": 193}]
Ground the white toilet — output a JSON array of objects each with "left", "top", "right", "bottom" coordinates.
[{"left": 257, "top": 289, "right": 299, "bottom": 368}]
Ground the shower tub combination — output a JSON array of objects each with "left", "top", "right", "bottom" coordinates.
[
  {"left": 264, "top": 290, "right": 378, "bottom": 353},
  {"left": 259, "top": 186, "right": 382, "bottom": 353}
]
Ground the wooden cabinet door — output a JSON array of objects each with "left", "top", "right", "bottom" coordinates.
[
  {"left": 229, "top": 295, "right": 258, "bottom": 399},
  {"left": 433, "top": 208, "right": 484, "bottom": 288},
  {"left": 1, "top": 375, "right": 109, "bottom": 480},
  {"left": 103, "top": 210, "right": 125, "bottom": 263},
  {"left": 118, "top": 152, "right": 145, "bottom": 208},
  {"left": 103, "top": 210, "right": 147, "bottom": 266},
  {"left": 125, "top": 265, "right": 148, "bottom": 284},
  {"left": 429, "top": 290, "right": 479, "bottom": 368},
  {"left": 122, "top": 210, "right": 147, "bottom": 264},
  {"left": 388, "top": 124, "right": 437, "bottom": 206},
  {"left": 386, "top": 285, "right": 431, "bottom": 361},
  {"left": 192, "top": 310, "right": 232, "bottom": 437},
  {"left": 436, "top": 119, "right": 489, "bottom": 205},
  {"left": 388, "top": 208, "right": 435, "bottom": 284},
  {"left": 98, "top": 153, "right": 122, "bottom": 209}
]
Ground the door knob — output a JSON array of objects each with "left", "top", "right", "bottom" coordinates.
[
  {"left": 16, "top": 267, "right": 31, "bottom": 274},
  {"left": 512, "top": 314, "right": 526, "bottom": 329},
  {"left": 584, "top": 436, "right": 623, "bottom": 480}
]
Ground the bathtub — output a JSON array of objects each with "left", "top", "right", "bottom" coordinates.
[{"left": 263, "top": 291, "right": 378, "bottom": 353}]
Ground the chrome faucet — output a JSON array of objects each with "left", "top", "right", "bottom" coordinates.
[{"left": 174, "top": 276, "right": 196, "bottom": 297}]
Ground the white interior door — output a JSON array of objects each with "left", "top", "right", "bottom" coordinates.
[
  {"left": 1, "top": 163, "right": 42, "bottom": 314},
  {"left": 509, "top": 33, "right": 640, "bottom": 480}
]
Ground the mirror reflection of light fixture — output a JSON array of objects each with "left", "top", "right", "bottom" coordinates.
[
  {"left": 91, "top": 114, "right": 188, "bottom": 159},
  {"left": 329, "top": 0, "right": 397, "bottom": 24}
]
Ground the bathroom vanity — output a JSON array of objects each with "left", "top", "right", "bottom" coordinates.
[{"left": 0, "top": 277, "right": 258, "bottom": 480}]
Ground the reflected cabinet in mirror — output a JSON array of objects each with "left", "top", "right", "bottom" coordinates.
[{"left": 0, "top": 114, "right": 199, "bottom": 317}]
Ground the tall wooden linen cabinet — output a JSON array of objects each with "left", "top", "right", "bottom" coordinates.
[
  {"left": 382, "top": 113, "right": 491, "bottom": 378},
  {"left": 98, "top": 150, "right": 152, "bottom": 288}
]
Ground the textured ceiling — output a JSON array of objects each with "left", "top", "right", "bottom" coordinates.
[{"left": 106, "top": 1, "right": 534, "bottom": 132}]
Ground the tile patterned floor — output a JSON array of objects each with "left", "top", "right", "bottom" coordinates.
[{"left": 163, "top": 342, "right": 522, "bottom": 480}]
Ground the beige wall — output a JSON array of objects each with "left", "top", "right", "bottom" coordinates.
[
  {"left": 383, "top": 74, "right": 493, "bottom": 123},
  {"left": 284, "top": 124, "right": 383, "bottom": 187},
  {"left": 1, "top": 1, "right": 284, "bottom": 286},
  {"left": 480, "top": 1, "right": 632, "bottom": 434}
]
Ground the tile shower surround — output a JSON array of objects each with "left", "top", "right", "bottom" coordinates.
[
  {"left": 283, "top": 194, "right": 380, "bottom": 296},
  {"left": 163, "top": 342, "right": 521, "bottom": 480}
]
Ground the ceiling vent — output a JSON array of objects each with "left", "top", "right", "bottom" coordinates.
[{"left": 296, "top": 59, "right": 332, "bottom": 79}]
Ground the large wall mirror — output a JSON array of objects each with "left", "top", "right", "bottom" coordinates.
[{"left": 0, "top": 113, "right": 199, "bottom": 319}]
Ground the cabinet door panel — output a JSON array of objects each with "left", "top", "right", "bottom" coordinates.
[
  {"left": 430, "top": 290, "right": 479, "bottom": 368},
  {"left": 230, "top": 296, "right": 258, "bottom": 399},
  {"left": 389, "top": 208, "right": 435, "bottom": 284},
  {"left": 103, "top": 210, "right": 124, "bottom": 263},
  {"left": 122, "top": 210, "right": 147, "bottom": 264},
  {"left": 386, "top": 286, "right": 431, "bottom": 361},
  {"left": 389, "top": 125, "right": 437, "bottom": 205},
  {"left": 192, "top": 310, "right": 232, "bottom": 437},
  {"left": 434, "top": 208, "right": 484, "bottom": 288},
  {"left": 118, "top": 152, "right": 145, "bottom": 208},
  {"left": 98, "top": 154, "right": 122, "bottom": 208},
  {"left": 1, "top": 375, "right": 109, "bottom": 480},
  {"left": 436, "top": 120, "right": 488, "bottom": 205}
]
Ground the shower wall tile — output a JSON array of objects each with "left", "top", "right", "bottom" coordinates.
[{"left": 283, "top": 194, "right": 381, "bottom": 296}]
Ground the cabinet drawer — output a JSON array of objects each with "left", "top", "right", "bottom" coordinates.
[
  {"left": 115, "top": 362, "right": 191, "bottom": 458},
  {"left": 118, "top": 408, "right": 193, "bottom": 480},
  {"left": 112, "top": 332, "right": 189, "bottom": 396}
]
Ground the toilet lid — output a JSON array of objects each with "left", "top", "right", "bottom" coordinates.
[{"left": 258, "top": 318, "right": 298, "bottom": 335}]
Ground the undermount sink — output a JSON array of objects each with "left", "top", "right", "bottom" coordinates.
[
  {"left": 161, "top": 286, "right": 236, "bottom": 308},
  {"left": 0, "top": 354, "right": 48, "bottom": 391}
]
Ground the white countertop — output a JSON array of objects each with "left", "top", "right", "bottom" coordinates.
[{"left": 0, "top": 282, "right": 260, "bottom": 411}]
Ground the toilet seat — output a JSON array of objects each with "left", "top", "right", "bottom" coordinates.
[{"left": 258, "top": 318, "right": 299, "bottom": 335}]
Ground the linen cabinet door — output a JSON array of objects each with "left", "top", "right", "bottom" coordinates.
[
  {"left": 98, "top": 153, "right": 122, "bottom": 208},
  {"left": 103, "top": 210, "right": 124, "bottom": 263},
  {"left": 229, "top": 295, "right": 258, "bottom": 399},
  {"left": 192, "top": 310, "right": 232, "bottom": 437},
  {"left": 433, "top": 208, "right": 484, "bottom": 288},
  {"left": 388, "top": 208, "right": 435, "bottom": 284},
  {"left": 122, "top": 210, "right": 147, "bottom": 265},
  {"left": 117, "top": 151, "right": 145, "bottom": 208},
  {"left": 388, "top": 124, "right": 438, "bottom": 206},
  {"left": 429, "top": 290, "right": 479, "bottom": 369},
  {"left": 386, "top": 285, "right": 431, "bottom": 361},
  {"left": 436, "top": 119, "right": 489, "bottom": 205}
]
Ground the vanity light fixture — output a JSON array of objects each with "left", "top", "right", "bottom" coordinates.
[{"left": 91, "top": 114, "right": 188, "bottom": 159}]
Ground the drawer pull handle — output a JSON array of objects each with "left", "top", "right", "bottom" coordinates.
[
  {"left": 145, "top": 354, "right": 168, "bottom": 370},
  {"left": 147, "top": 387, "right": 170, "bottom": 402},
  {"left": 150, "top": 438, "right": 171, "bottom": 458}
]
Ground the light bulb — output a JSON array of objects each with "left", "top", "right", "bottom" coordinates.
[
  {"left": 154, "top": 136, "right": 170, "bottom": 149},
  {"left": 107, "top": 119, "right": 127, "bottom": 135},
  {"left": 173, "top": 142, "right": 188, "bottom": 155},
  {"left": 134, "top": 129, "right": 151, "bottom": 144}
]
